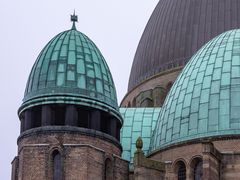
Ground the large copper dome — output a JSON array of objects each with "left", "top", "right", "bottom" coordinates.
[{"left": 128, "top": 0, "right": 240, "bottom": 91}]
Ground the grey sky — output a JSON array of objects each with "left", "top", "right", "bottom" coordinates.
[{"left": 0, "top": 0, "right": 158, "bottom": 179}]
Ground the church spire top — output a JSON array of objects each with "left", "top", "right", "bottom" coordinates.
[{"left": 71, "top": 10, "right": 78, "bottom": 30}]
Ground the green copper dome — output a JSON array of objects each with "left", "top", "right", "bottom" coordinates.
[
  {"left": 19, "top": 25, "right": 121, "bottom": 121},
  {"left": 150, "top": 29, "right": 240, "bottom": 152},
  {"left": 120, "top": 108, "right": 161, "bottom": 164}
]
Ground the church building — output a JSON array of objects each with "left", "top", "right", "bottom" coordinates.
[{"left": 12, "top": 1, "right": 240, "bottom": 179}]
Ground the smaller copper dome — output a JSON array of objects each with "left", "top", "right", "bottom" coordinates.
[{"left": 19, "top": 25, "right": 121, "bottom": 121}]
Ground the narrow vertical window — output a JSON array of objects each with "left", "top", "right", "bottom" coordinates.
[
  {"left": 177, "top": 161, "right": 186, "bottom": 180},
  {"left": 104, "top": 158, "right": 113, "bottom": 180},
  {"left": 132, "top": 97, "right": 136, "bottom": 107},
  {"left": 53, "top": 150, "right": 62, "bottom": 180},
  {"left": 194, "top": 160, "right": 203, "bottom": 180}
]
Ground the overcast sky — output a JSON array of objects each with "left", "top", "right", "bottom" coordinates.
[{"left": 0, "top": 0, "right": 158, "bottom": 178}]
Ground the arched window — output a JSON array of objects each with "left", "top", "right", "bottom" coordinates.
[
  {"left": 140, "top": 97, "right": 153, "bottom": 107},
  {"left": 194, "top": 160, "right": 203, "bottom": 180},
  {"left": 177, "top": 161, "right": 186, "bottom": 180},
  {"left": 104, "top": 158, "right": 113, "bottom": 180},
  {"left": 52, "top": 150, "right": 62, "bottom": 180},
  {"left": 132, "top": 97, "right": 136, "bottom": 107}
]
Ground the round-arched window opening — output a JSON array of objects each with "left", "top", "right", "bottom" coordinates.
[
  {"left": 194, "top": 160, "right": 203, "bottom": 180},
  {"left": 104, "top": 158, "right": 113, "bottom": 180},
  {"left": 132, "top": 97, "right": 136, "bottom": 107},
  {"left": 177, "top": 161, "right": 186, "bottom": 180},
  {"left": 52, "top": 150, "right": 62, "bottom": 180}
]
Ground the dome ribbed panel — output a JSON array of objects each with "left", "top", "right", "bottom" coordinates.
[
  {"left": 149, "top": 29, "right": 240, "bottom": 152},
  {"left": 128, "top": 0, "right": 240, "bottom": 91},
  {"left": 21, "top": 29, "right": 119, "bottom": 115}
]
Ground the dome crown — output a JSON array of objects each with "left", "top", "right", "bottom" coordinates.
[
  {"left": 150, "top": 29, "right": 240, "bottom": 152},
  {"left": 20, "top": 26, "right": 120, "bottom": 120},
  {"left": 128, "top": 0, "right": 240, "bottom": 92}
]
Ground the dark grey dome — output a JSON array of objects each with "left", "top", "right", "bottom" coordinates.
[{"left": 128, "top": 0, "right": 240, "bottom": 91}]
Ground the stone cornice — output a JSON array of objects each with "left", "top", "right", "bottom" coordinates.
[{"left": 17, "top": 126, "right": 122, "bottom": 151}]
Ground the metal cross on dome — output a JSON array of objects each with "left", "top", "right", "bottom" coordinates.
[{"left": 71, "top": 10, "right": 78, "bottom": 30}]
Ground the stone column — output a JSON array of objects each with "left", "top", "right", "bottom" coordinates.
[
  {"left": 110, "top": 118, "right": 117, "bottom": 138},
  {"left": 153, "top": 86, "right": 167, "bottom": 107},
  {"left": 65, "top": 105, "right": 78, "bottom": 126},
  {"left": 20, "top": 115, "right": 25, "bottom": 133},
  {"left": 186, "top": 165, "right": 191, "bottom": 180},
  {"left": 202, "top": 141, "right": 221, "bottom": 179},
  {"left": 164, "top": 161, "right": 174, "bottom": 180},
  {"left": 90, "top": 110, "right": 101, "bottom": 131},
  {"left": 24, "top": 109, "right": 33, "bottom": 131},
  {"left": 41, "top": 105, "right": 52, "bottom": 126}
]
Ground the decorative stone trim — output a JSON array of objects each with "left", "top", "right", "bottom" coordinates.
[{"left": 148, "top": 135, "right": 240, "bottom": 157}]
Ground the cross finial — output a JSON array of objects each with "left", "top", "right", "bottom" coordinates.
[{"left": 71, "top": 10, "right": 78, "bottom": 30}]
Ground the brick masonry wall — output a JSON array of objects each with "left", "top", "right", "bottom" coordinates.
[
  {"left": 214, "top": 139, "right": 240, "bottom": 152},
  {"left": 214, "top": 139, "right": 240, "bottom": 180},
  {"left": 15, "top": 129, "right": 129, "bottom": 180},
  {"left": 150, "top": 143, "right": 203, "bottom": 164},
  {"left": 18, "top": 130, "right": 121, "bottom": 156},
  {"left": 203, "top": 153, "right": 219, "bottom": 179},
  {"left": 221, "top": 154, "right": 240, "bottom": 180},
  {"left": 113, "top": 155, "right": 129, "bottom": 180},
  {"left": 18, "top": 145, "right": 48, "bottom": 180},
  {"left": 151, "top": 143, "right": 203, "bottom": 180},
  {"left": 147, "top": 139, "right": 240, "bottom": 180},
  {"left": 134, "top": 167, "right": 164, "bottom": 180}
]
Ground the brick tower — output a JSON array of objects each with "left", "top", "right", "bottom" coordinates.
[{"left": 11, "top": 14, "right": 128, "bottom": 180}]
